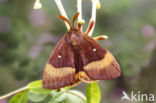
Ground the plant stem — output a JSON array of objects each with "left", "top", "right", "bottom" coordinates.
[
  {"left": 55, "top": 0, "right": 70, "bottom": 30},
  {"left": 87, "top": 0, "right": 98, "bottom": 36},
  {"left": 77, "top": 0, "right": 82, "bottom": 21},
  {"left": 0, "top": 86, "right": 28, "bottom": 100},
  {"left": 77, "top": 0, "right": 85, "bottom": 31}
]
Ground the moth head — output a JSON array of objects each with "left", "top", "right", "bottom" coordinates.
[
  {"left": 57, "top": 13, "right": 83, "bottom": 48},
  {"left": 70, "top": 32, "right": 83, "bottom": 47}
]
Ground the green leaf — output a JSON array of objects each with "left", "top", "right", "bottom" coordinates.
[
  {"left": 49, "top": 89, "right": 86, "bottom": 103},
  {"left": 9, "top": 91, "right": 28, "bottom": 103},
  {"left": 28, "top": 80, "right": 72, "bottom": 94},
  {"left": 28, "top": 90, "right": 48, "bottom": 102},
  {"left": 49, "top": 89, "right": 66, "bottom": 103},
  {"left": 28, "top": 80, "right": 42, "bottom": 88},
  {"left": 64, "top": 90, "right": 86, "bottom": 103},
  {"left": 49, "top": 92, "right": 67, "bottom": 103},
  {"left": 28, "top": 80, "right": 51, "bottom": 94},
  {"left": 64, "top": 85, "right": 72, "bottom": 90},
  {"left": 86, "top": 82, "right": 101, "bottom": 103}
]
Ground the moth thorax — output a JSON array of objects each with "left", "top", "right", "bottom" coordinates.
[
  {"left": 70, "top": 33, "right": 82, "bottom": 47},
  {"left": 72, "top": 39, "right": 78, "bottom": 46}
]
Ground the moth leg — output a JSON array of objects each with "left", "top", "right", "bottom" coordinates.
[
  {"left": 93, "top": 35, "right": 108, "bottom": 41},
  {"left": 79, "top": 71, "right": 97, "bottom": 83}
]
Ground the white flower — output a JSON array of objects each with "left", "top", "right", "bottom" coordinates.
[{"left": 34, "top": 0, "right": 42, "bottom": 9}]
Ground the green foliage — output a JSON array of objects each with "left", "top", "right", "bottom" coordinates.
[
  {"left": 49, "top": 89, "right": 67, "bottom": 102},
  {"left": 9, "top": 91, "right": 28, "bottom": 103},
  {"left": 49, "top": 89, "right": 86, "bottom": 103},
  {"left": 86, "top": 82, "right": 101, "bottom": 103},
  {"left": 28, "top": 90, "right": 49, "bottom": 102},
  {"left": 62, "top": 90, "right": 86, "bottom": 103},
  {"left": 9, "top": 80, "right": 103, "bottom": 103},
  {"left": 28, "top": 80, "right": 51, "bottom": 94}
]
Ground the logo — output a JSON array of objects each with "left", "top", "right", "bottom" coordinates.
[{"left": 121, "top": 91, "right": 155, "bottom": 102}]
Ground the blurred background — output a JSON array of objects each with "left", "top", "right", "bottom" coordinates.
[{"left": 0, "top": 0, "right": 156, "bottom": 103}]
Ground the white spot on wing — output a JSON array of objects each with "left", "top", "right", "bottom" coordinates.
[
  {"left": 93, "top": 48, "right": 96, "bottom": 52},
  {"left": 58, "top": 55, "right": 62, "bottom": 58}
]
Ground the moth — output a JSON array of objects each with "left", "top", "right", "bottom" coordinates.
[{"left": 42, "top": 13, "right": 121, "bottom": 89}]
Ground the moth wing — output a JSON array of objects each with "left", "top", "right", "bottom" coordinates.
[
  {"left": 79, "top": 35, "right": 121, "bottom": 81},
  {"left": 42, "top": 37, "right": 79, "bottom": 89}
]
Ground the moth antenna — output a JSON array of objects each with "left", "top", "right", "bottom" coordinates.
[
  {"left": 72, "top": 12, "right": 80, "bottom": 28},
  {"left": 57, "top": 15, "right": 71, "bottom": 28}
]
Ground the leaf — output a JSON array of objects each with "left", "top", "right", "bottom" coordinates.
[
  {"left": 9, "top": 91, "right": 28, "bottom": 103},
  {"left": 28, "top": 90, "right": 48, "bottom": 102},
  {"left": 49, "top": 92, "right": 67, "bottom": 103},
  {"left": 64, "top": 90, "right": 86, "bottom": 103},
  {"left": 28, "top": 80, "right": 42, "bottom": 88},
  {"left": 49, "top": 89, "right": 66, "bottom": 103},
  {"left": 28, "top": 80, "right": 72, "bottom": 94},
  {"left": 28, "top": 80, "right": 51, "bottom": 94},
  {"left": 86, "top": 82, "right": 101, "bottom": 103},
  {"left": 64, "top": 85, "right": 72, "bottom": 90},
  {"left": 49, "top": 89, "right": 86, "bottom": 103}
]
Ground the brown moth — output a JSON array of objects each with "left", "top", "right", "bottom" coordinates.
[{"left": 42, "top": 13, "right": 121, "bottom": 89}]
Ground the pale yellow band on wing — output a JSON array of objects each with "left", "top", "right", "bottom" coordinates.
[
  {"left": 44, "top": 64, "right": 75, "bottom": 78},
  {"left": 84, "top": 52, "right": 114, "bottom": 70}
]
